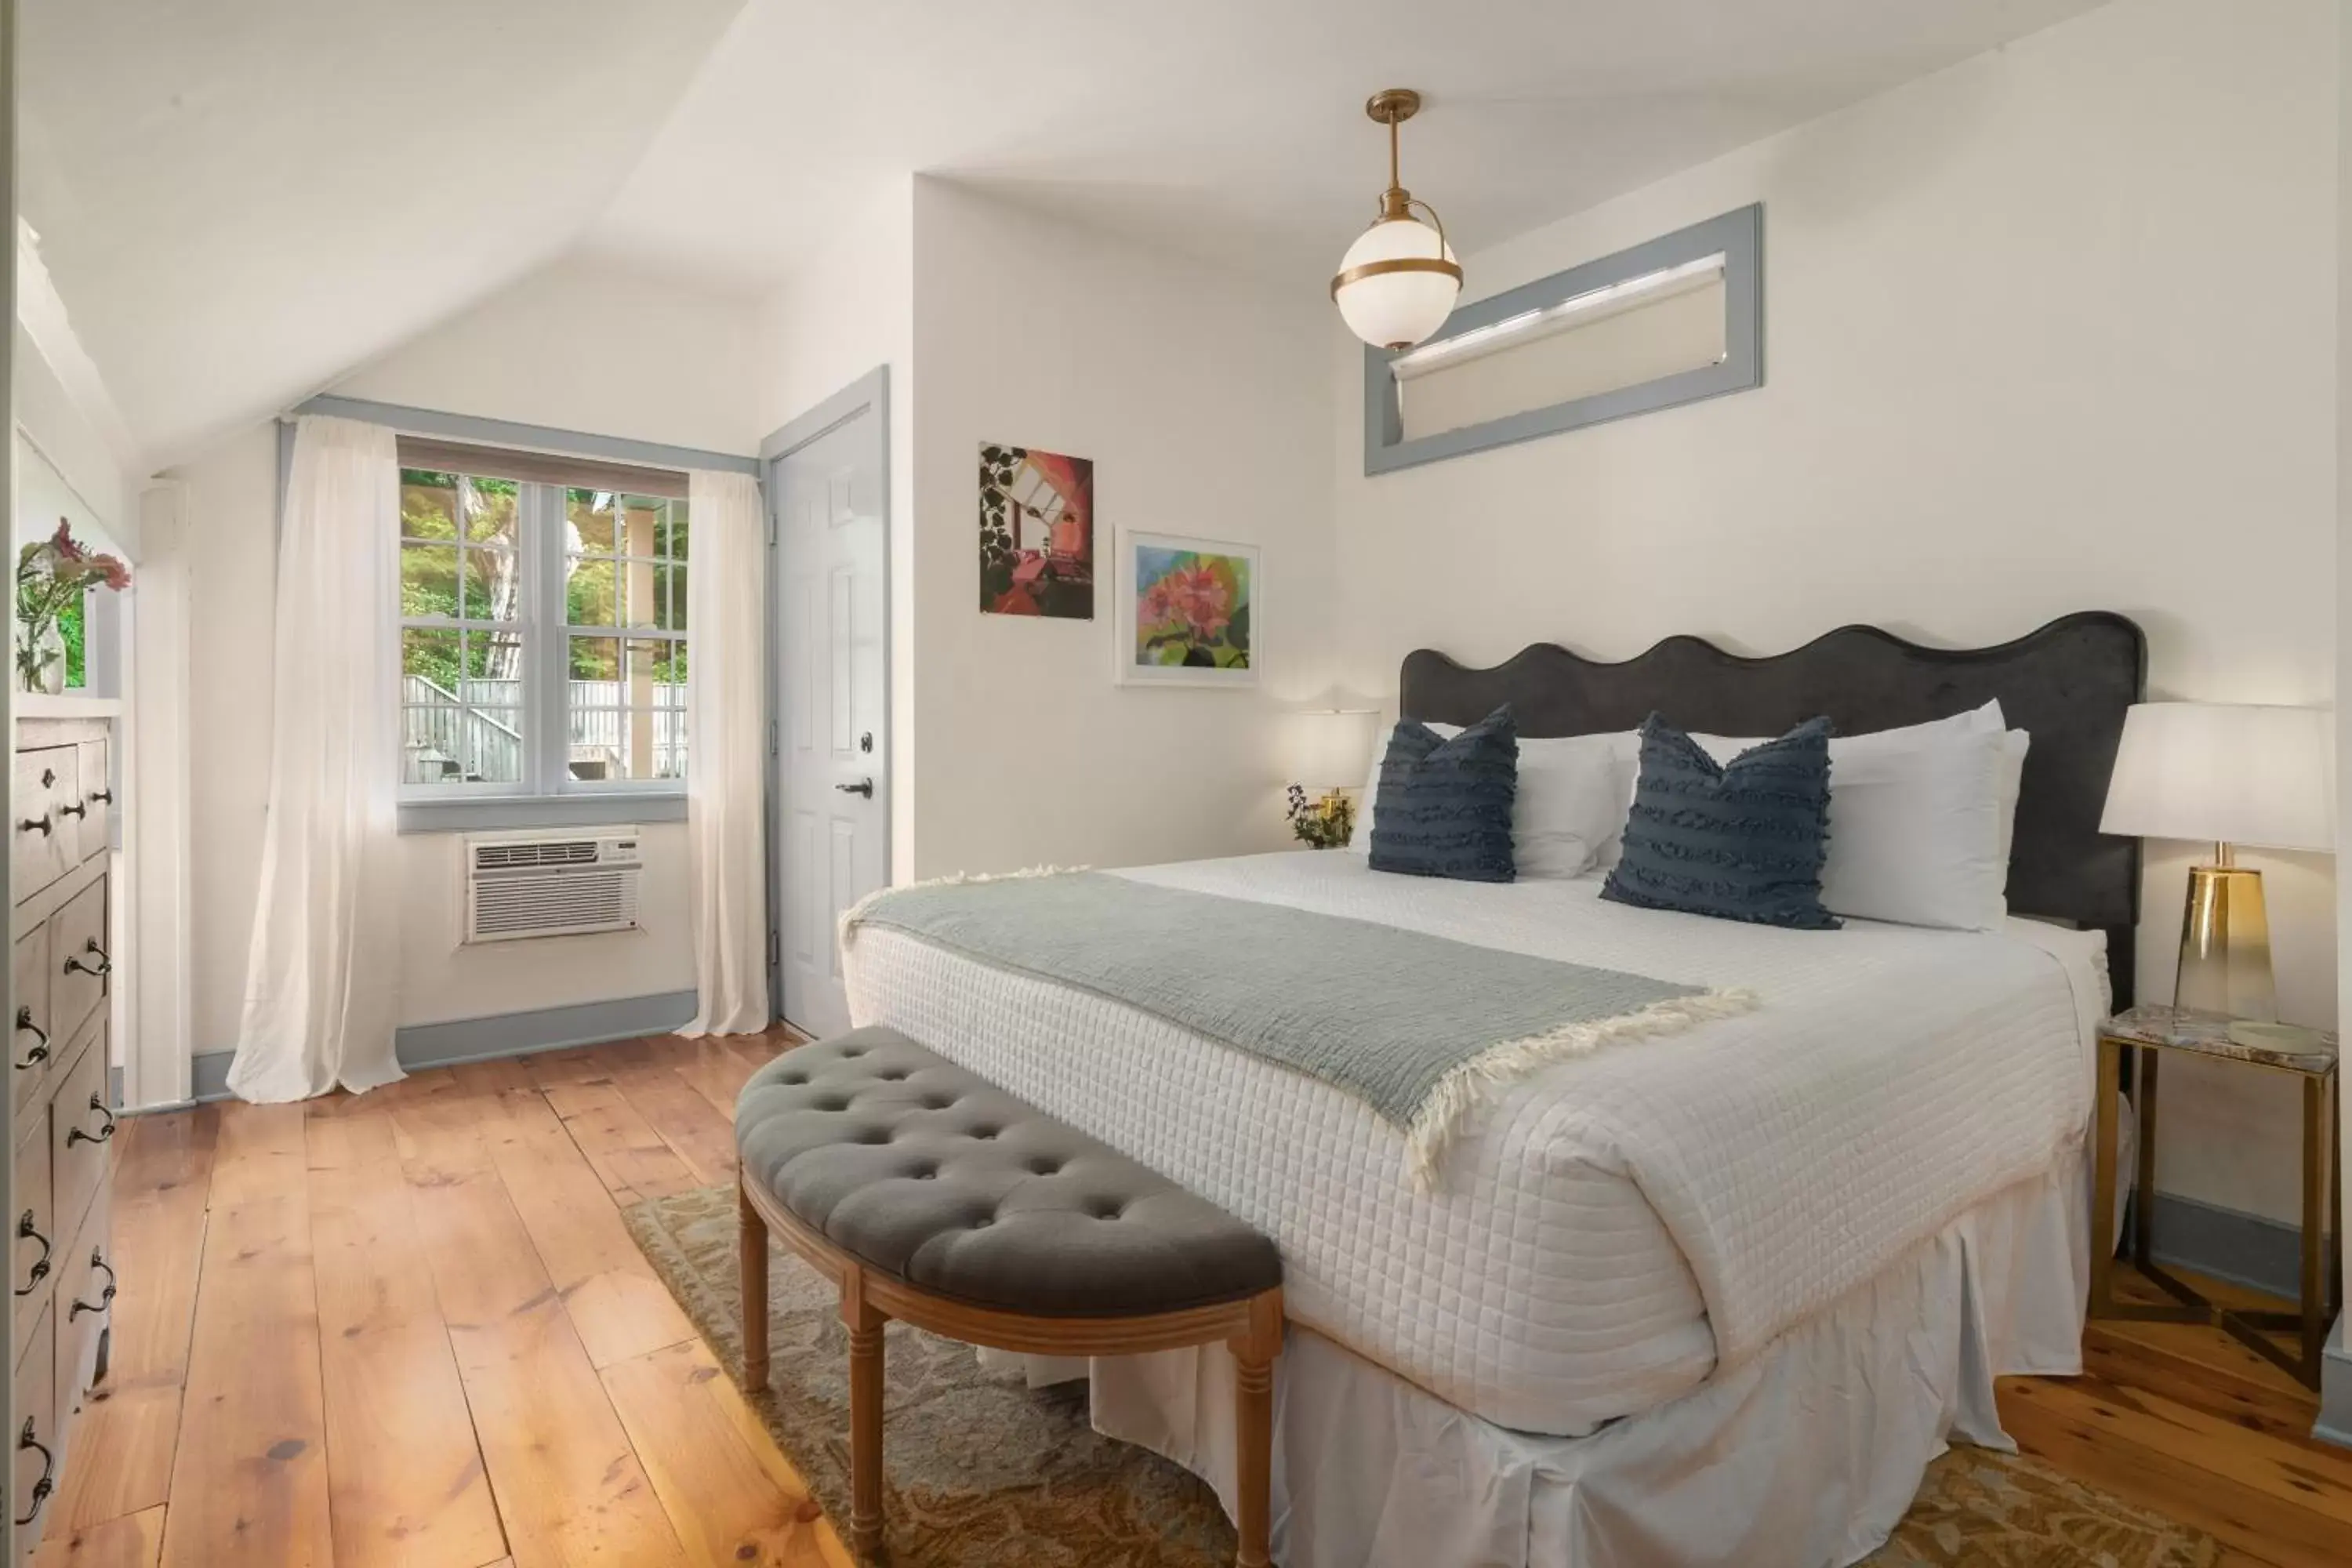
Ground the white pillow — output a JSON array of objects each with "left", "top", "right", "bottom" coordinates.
[
  {"left": 1690, "top": 702, "right": 2020, "bottom": 931},
  {"left": 1347, "top": 722, "right": 1626, "bottom": 878}
]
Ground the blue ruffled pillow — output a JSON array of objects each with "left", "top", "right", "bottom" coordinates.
[
  {"left": 1367, "top": 706, "right": 1519, "bottom": 883},
  {"left": 1602, "top": 713, "right": 1839, "bottom": 929}
]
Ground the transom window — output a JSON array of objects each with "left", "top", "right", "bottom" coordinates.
[{"left": 396, "top": 443, "right": 690, "bottom": 801}]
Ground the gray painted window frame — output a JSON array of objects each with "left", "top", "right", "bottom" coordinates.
[
  {"left": 1362, "top": 203, "right": 1763, "bottom": 475},
  {"left": 281, "top": 394, "right": 759, "bottom": 833}
]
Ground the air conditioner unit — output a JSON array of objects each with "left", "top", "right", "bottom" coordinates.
[{"left": 463, "top": 829, "right": 643, "bottom": 943}]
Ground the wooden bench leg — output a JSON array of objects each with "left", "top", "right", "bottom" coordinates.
[
  {"left": 844, "top": 1268, "right": 888, "bottom": 1561},
  {"left": 740, "top": 1179, "right": 771, "bottom": 1390},
  {"left": 1230, "top": 1288, "right": 1283, "bottom": 1568}
]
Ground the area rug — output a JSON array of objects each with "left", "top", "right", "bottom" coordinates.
[{"left": 624, "top": 1184, "right": 2220, "bottom": 1567}]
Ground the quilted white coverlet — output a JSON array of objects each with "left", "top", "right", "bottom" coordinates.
[{"left": 842, "top": 852, "right": 2104, "bottom": 1436}]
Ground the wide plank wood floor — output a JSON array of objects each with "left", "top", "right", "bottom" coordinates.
[
  {"left": 47, "top": 1030, "right": 2352, "bottom": 1566},
  {"left": 1995, "top": 1266, "right": 2352, "bottom": 1567},
  {"left": 43, "top": 1029, "right": 851, "bottom": 1568}
]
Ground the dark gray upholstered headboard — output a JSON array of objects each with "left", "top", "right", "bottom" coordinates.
[{"left": 1398, "top": 612, "right": 2149, "bottom": 1005}]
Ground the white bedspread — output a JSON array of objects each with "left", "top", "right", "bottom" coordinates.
[{"left": 843, "top": 851, "right": 2103, "bottom": 1436}]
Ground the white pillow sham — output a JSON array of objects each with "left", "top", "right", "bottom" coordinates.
[
  {"left": 1690, "top": 701, "right": 2028, "bottom": 931},
  {"left": 1348, "top": 722, "right": 1627, "bottom": 878}
]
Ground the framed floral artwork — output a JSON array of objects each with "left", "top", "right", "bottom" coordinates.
[{"left": 1114, "top": 531, "right": 1259, "bottom": 687}]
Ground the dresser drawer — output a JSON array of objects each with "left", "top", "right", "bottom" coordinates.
[
  {"left": 13, "top": 1299, "right": 56, "bottom": 1565},
  {"left": 55, "top": 1181, "right": 111, "bottom": 1427},
  {"left": 72, "top": 737, "right": 111, "bottom": 868},
  {"left": 49, "top": 1025, "right": 111, "bottom": 1247},
  {"left": 10, "top": 747, "right": 74, "bottom": 906},
  {"left": 12, "top": 930, "right": 50, "bottom": 1135},
  {"left": 11, "top": 1115, "right": 53, "bottom": 1369},
  {"left": 49, "top": 878, "right": 110, "bottom": 1050}
]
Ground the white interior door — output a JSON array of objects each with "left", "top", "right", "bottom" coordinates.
[{"left": 771, "top": 394, "right": 888, "bottom": 1039}]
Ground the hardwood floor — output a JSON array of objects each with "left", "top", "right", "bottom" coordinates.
[
  {"left": 39, "top": 1029, "right": 851, "bottom": 1568},
  {"left": 1995, "top": 1266, "right": 2352, "bottom": 1567},
  {"left": 38, "top": 1030, "right": 2352, "bottom": 1566}
]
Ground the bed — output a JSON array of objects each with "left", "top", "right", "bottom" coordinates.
[{"left": 843, "top": 612, "right": 2147, "bottom": 1566}]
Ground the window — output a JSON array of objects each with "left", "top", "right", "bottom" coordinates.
[
  {"left": 561, "top": 488, "right": 688, "bottom": 782},
  {"left": 397, "top": 444, "right": 691, "bottom": 811},
  {"left": 1363, "top": 203, "right": 1762, "bottom": 474}
]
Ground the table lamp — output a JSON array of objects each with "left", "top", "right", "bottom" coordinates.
[
  {"left": 2098, "top": 702, "right": 2335, "bottom": 1021},
  {"left": 1289, "top": 708, "right": 1380, "bottom": 848}
]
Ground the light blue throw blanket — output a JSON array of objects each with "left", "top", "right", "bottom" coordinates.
[{"left": 844, "top": 870, "right": 1755, "bottom": 1186}]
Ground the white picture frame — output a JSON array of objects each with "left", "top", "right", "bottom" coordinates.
[{"left": 1112, "top": 529, "right": 1261, "bottom": 688}]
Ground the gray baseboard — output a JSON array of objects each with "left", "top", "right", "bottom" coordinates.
[
  {"left": 2319, "top": 1315, "right": 2352, "bottom": 1450},
  {"left": 2142, "top": 1190, "right": 2332, "bottom": 1302},
  {"left": 183, "top": 988, "right": 699, "bottom": 1105}
]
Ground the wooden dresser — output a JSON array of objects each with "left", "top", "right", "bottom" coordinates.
[{"left": 9, "top": 707, "right": 118, "bottom": 1559}]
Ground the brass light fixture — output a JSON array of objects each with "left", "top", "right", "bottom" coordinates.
[{"left": 1330, "top": 89, "right": 1463, "bottom": 350}]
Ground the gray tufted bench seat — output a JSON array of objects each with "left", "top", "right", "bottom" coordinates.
[{"left": 736, "top": 1025, "right": 1285, "bottom": 1566}]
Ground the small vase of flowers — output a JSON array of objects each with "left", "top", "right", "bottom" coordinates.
[
  {"left": 1285, "top": 783, "right": 1356, "bottom": 850},
  {"left": 16, "top": 520, "right": 130, "bottom": 695}
]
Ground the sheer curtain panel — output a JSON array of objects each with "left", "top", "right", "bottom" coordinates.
[
  {"left": 227, "top": 416, "right": 405, "bottom": 1101},
  {"left": 678, "top": 468, "right": 772, "bottom": 1036}
]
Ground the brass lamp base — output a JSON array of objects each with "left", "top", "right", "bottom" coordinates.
[{"left": 2174, "top": 851, "right": 2276, "bottom": 1021}]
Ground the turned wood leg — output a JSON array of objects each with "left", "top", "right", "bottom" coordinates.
[
  {"left": 1229, "top": 1289, "right": 1283, "bottom": 1568},
  {"left": 741, "top": 1181, "right": 771, "bottom": 1390},
  {"left": 844, "top": 1269, "right": 888, "bottom": 1560}
]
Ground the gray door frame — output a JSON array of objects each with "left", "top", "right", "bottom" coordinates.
[{"left": 757, "top": 366, "right": 892, "bottom": 1025}]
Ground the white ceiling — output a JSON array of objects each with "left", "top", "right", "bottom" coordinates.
[
  {"left": 19, "top": 0, "right": 746, "bottom": 466},
  {"left": 586, "top": 0, "right": 2105, "bottom": 292},
  {"left": 23, "top": 0, "right": 2104, "bottom": 467}
]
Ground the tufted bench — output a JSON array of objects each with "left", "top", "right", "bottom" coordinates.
[{"left": 736, "top": 1025, "right": 1286, "bottom": 1566}]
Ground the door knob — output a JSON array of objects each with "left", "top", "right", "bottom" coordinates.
[{"left": 836, "top": 779, "right": 875, "bottom": 798}]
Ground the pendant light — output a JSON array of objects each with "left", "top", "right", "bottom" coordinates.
[{"left": 1330, "top": 89, "right": 1463, "bottom": 350}]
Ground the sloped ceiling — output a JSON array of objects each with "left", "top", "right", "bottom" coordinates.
[
  {"left": 585, "top": 0, "right": 2104, "bottom": 293},
  {"left": 24, "top": 0, "right": 2105, "bottom": 467},
  {"left": 18, "top": 0, "right": 746, "bottom": 466}
]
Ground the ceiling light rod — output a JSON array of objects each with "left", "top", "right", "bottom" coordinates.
[{"left": 1330, "top": 88, "right": 1465, "bottom": 351}]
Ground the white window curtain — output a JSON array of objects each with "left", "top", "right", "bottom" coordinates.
[
  {"left": 678, "top": 469, "right": 771, "bottom": 1036},
  {"left": 227, "top": 416, "right": 405, "bottom": 1102}
]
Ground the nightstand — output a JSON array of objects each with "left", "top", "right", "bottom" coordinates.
[{"left": 2092, "top": 1004, "right": 2342, "bottom": 1388}]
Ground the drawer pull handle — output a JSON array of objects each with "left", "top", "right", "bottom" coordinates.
[
  {"left": 15, "top": 1421, "right": 53, "bottom": 1526},
  {"left": 67, "top": 1095, "right": 115, "bottom": 1146},
  {"left": 38, "top": 768, "right": 54, "bottom": 789},
  {"left": 71, "top": 1250, "right": 116, "bottom": 1318},
  {"left": 14, "top": 1212, "right": 49, "bottom": 1295},
  {"left": 16, "top": 815, "right": 50, "bottom": 837},
  {"left": 14, "top": 1008, "right": 49, "bottom": 1069},
  {"left": 89, "top": 789, "right": 113, "bottom": 804},
  {"left": 56, "top": 801, "right": 85, "bottom": 820},
  {"left": 64, "top": 939, "right": 111, "bottom": 978}
]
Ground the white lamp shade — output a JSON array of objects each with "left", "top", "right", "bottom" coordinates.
[
  {"left": 2098, "top": 702, "right": 2336, "bottom": 852},
  {"left": 1294, "top": 708, "right": 1381, "bottom": 791},
  {"left": 1334, "top": 217, "right": 1461, "bottom": 349}
]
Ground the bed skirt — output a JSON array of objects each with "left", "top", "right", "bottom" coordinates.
[{"left": 1059, "top": 1143, "right": 2089, "bottom": 1568}]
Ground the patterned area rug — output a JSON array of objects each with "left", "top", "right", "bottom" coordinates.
[{"left": 624, "top": 1184, "right": 2220, "bottom": 1567}]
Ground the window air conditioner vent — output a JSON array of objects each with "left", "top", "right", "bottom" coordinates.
[{"left": 463, "top": 829, "right": 643, "bottom": 942}]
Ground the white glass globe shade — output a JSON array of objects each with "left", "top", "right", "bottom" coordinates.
[{"left": 1333, "top": 216, "right": 1461, "bottom": 349}]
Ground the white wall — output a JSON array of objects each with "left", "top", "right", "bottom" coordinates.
[
  {"left": 14, "top": 322, "right": 134, "bottom": 554},
  {"left": 1331, "top": 0, "right": 2339, "bottom": 1224},
  {"left": 329, "top": 254, "right": 762, "bottom": 456},
  {"left": 180, "top": 258, "right": 761, "bottom": 1055},
  {"left": 2337, "top": 0, "right": 2351, "bottom": 1315},
  {"left": 905, "top": 178, "right": 1337, "bottom": 877},
  {"left": 752, "top": 181, "right": 919, "bottom": 871}
]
